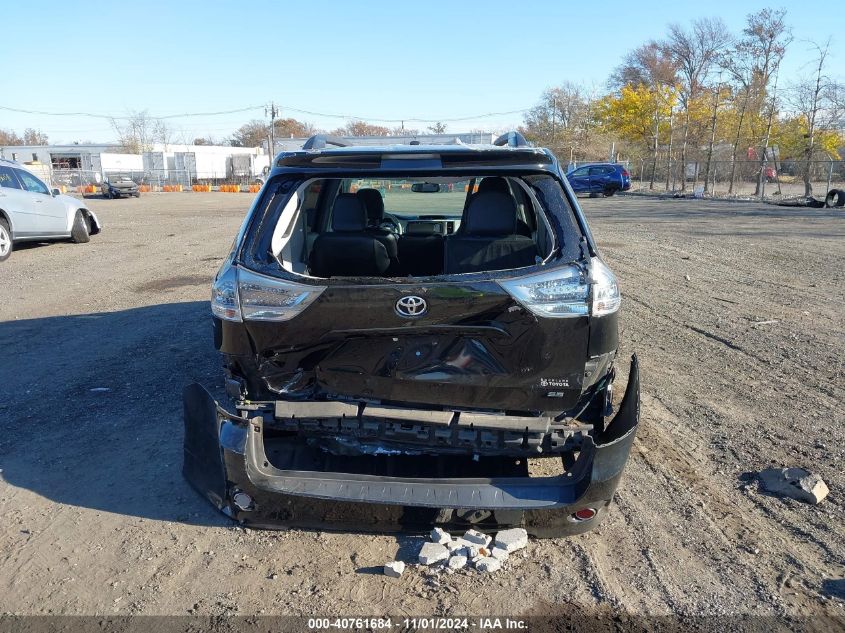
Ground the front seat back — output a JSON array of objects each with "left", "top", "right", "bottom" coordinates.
[
  {"left": 444, "top": 191, "right": 537, "bottom": 274},
  {"left": 356, "top": 187, "right": 399, "bottom": 269},
  {"left": 309, "top": 194, "right": 390, "bottom": 277}
]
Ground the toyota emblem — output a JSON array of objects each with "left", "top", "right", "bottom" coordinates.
[{"left": 395, "top": 295, "right": 427, "bottom": 318}]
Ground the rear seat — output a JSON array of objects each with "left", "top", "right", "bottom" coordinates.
[
  {"left": 444, "top": 191, "right": 537, "bottom": 274},
  {"left": 309, "top": 194, "right": 390, "bottom": 277},
  {"left": 398, "top": 223, "right": 444, "bottom": 276}
]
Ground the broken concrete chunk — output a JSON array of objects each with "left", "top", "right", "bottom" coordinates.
[
  {"left": 494, "top": 528, "right": 529, "bottom": 552},
  {"left": 447, "top": 555, "right": 467, "bottom": 570},
  {"left": 759, "top": 467, "right": 829, "bottom": 504},
  {"left": 462, "top": 529, "right": 491, "bottom": 547},
  {"left": 430, "top": 527, "right": 451, "bottom": 544},
  {"left": 461, "top": 544, "right": 480, "bottom": 559},
  {"left": 474, "top": 556, "right": 502, "bottom": 573},
  {"left": 384, "top": 561, "right": 405, "bottom": 578},
  {"left": 445, "top": 540, "right": 463, "bottom": 553},
  {"left": 418, "top": 542, "right": 450, "bottom": 566},
  {"left": 491, "top": 546, "right": 509, "bottom": 561}
]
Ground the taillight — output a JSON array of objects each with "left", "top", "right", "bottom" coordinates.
[
  {"left": 591, "top": 258, "right": 621, "bottom": 316},
  {"left": 497, "top": 258, "right": 620, "bottom": 318},
  {"left": 211, "top": 263, "right": 241, "bottom": 322},
  {"left": 497, "top": 265, "right": 589, "bottom": 318},
  {"left": 211, "top": 264, "right": 325, "bottom": 322},
  {"left": 621, "top": 169, "right": 630, "bottom": 178}
]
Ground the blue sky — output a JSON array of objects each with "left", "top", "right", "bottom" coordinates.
[{"left": 2, "top": 0, "right": 841, "bottom": 144}]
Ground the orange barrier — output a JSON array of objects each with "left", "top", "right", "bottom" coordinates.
[
  {"left": 139, "top": 184, "right": 151, "bottom": 193},
  {"left": 162, "top": 184, "right": 184, "bottom": 192},
  {"left": 192, "top": 184, "right": 212, "bottom": 192}
]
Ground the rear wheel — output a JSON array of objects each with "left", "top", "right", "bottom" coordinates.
[
  {"left": 0, "top": 218, "right": 12, "bottom": 261},
  {"left": 603, "top": 185, "right": 618, "bottom": 197},
  {"left": 71, "top": 210, "right": 90, "bottom": 243}
]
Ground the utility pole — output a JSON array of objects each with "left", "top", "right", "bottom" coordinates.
[{"left": 265, "top": 102, "right": 278, "bottom": 157}]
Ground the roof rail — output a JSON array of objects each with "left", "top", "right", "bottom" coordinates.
[
  {"left": 301, "top": 134, "right": 351, "bottom": 150},
  {"left": 493, "top": 131, "right": 531, "bottom": 148}
]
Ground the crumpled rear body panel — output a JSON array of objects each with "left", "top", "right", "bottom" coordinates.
[{"left": 182, "top": 356, "right": 639, "bottom": 537}]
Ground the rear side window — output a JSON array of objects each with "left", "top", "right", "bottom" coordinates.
[
  {"left": 16, "top": 169, "right": 49, "bottom": 195},
  {"left": 0, "top": 166, "right": 21, "bottom": 189}
]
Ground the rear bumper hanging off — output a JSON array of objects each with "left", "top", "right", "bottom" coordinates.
[{"left": 182, "top": 356, "right": 640, "bottom": 538}]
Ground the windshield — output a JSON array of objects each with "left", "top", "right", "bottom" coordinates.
[{"left": 341, "top": 178, "right": 474, "bottom": 217}]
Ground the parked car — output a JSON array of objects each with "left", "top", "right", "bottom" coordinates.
[
  {"left": 183, "top": 132, "right": 639, "bottom": 538},
  {"left": 566, "top": 163, "right": 631, "bottom": 196},
  {"left": 0, "top": 158, "right": 101, "bottom": 262},
  {"left": 101, "top": 175, "right": 140, "bottom": 198}
]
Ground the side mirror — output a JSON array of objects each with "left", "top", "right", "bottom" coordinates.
[{"left": 51, "top": 188, "right": 61, "bottom": 196}]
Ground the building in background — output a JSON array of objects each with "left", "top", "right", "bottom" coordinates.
[{"left": 0, "top": 143, "right": 268, "bottom": 187}]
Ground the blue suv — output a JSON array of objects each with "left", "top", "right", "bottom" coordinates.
[{"left": 566, "top": 163, "right": 631, "bottom": 196}]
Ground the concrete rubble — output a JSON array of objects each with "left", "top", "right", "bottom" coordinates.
[
  {"left": 494, "top": 528, "right": 529, "bottom": 552},
  {"left": 418, "top": 542, "right": 450, "bottom": 565},
  {"left": 430, "top": 527, "right": 451, "bottom": 544},
  {"left": 385, "top": 527, "right": 531, "bottom": 577},
  {"left": 447, "top": 555, "right": 467, "bottom": 570},
  {"left": 474, "top": 557, "right": 502, "bottom": 573},
  {"left": 759, "top": 467, "right": 829, "bottom": 504},
  {"left": 383, "top": 561, "right": 405, "bottom": 578}
]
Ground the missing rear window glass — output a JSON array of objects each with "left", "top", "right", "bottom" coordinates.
[{"left": 262, "top": 174, "right": 581, "bottom": 279}]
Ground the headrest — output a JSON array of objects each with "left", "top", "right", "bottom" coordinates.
[
  {"left": 355, "top": 188, "right": 385, "bottom": 223},
  {"left": 462, "top": 191, "right": 517, "bottom": 236},
  {"left": 477, "top": 177, "right": 511, "bottom": 195},
  {"left": 332, "top": 194, "right": 367, "bottom": 232}
]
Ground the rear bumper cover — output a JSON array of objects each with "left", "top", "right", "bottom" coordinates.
[{"left": 183, "top": 356, "right": 639, "bottom": 538}]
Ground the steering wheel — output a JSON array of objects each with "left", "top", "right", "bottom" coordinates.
[{"left": 379, "top": 214, "right": 402, "bottom": 234}]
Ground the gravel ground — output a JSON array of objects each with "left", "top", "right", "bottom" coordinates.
[{"left": 0, "top": 192, "right": 842, "bottom": 621}]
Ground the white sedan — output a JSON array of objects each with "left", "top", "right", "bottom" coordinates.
[{"left": 0, "top": 159, "right": 101, "bottom": 261}]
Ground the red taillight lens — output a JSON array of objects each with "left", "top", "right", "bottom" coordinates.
[{"left": 621, "top": 169, "right": 630, "bottom": 178}]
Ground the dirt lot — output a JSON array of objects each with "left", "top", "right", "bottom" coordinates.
[{"left": 0, "top": 192, "right": 843, "bottom": 622}]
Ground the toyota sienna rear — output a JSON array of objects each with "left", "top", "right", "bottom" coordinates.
[{"left": 183, "top": 132, "right": 639, "bottom": 537}]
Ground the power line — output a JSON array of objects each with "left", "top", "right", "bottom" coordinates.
[
  {"left": 0, "top": 104, "right": 264, "bottom": 120},
  {"left": 0, "top": 103, "right": 532, "bottom": 124}
]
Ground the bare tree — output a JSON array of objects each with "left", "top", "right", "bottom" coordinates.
[
  {"left": 787, "top": 40, "right": 842, "bottom": 196},
  {"left": 664, "top": 17, "right": 731, "bottom": 191},
  {"left": 427, "top": 122, "right": 447, "bottom": 134},
  {"left": 231, "top": 120, "right": 270, "bottom": 147},
  {"left": 332, "top": 121, "right": 391, "bottom": 136},
  {"left": 609, "top": 41, "right": 678, "bottom": 89},
  {"left": 0, "top": 129, "right": 23, "bottom": 145},
  {"left": 23, "top": 129, "right": 49, "bottom": 145},
  {"left": 521, "top": 82, "right": 594, "bottom": 161},
  {"left": 610, "top": 41, "right": 679, "bottom": 188},
  {"left": 111, "top": 110, "right": 158, "bottom": 153}
]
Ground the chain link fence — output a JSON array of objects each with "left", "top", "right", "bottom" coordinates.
[
  {"left": 50, "top": 168, "right": 197, "bottom": 193},
  {"left": 629, "top": 159, "right": 845, "bottom": 198}
]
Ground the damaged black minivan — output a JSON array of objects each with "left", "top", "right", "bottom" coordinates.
[{"left": 184, "top": 133, "right": 639, "bottom": 537}]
